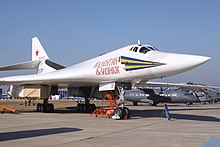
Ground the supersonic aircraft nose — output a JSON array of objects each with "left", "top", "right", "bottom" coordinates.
[{"left": 152, "top": 52, "right": 210, "bottom": 77}]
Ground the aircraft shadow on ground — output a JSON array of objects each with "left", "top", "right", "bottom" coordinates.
[
  {"left": 169, "top": 113, "right": 220, "bottom": 122},
  {"left": 0, "top": 127, "right": 82, "bottom": 142},
  {"left": 130, "top": 109, "right": 220, "bottom": 122},
  {"left": 168, "top": 107, "right": 220, "bottom": 112},
  {"left": 48, "top": 106, "right": 220, "bottom": 122},
  {"left": 18, "top": 106, "right": 220, "bottom": 122},
  {"left": 18, "top": 107, "right": 77, "bottom": 114}
]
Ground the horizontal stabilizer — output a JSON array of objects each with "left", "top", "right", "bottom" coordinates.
[
  {"left": 0, "top": 60, "right": 40, "bottom": 71},
  {"left": 45, "top": 60, "right": 65, "bottom": 70}
]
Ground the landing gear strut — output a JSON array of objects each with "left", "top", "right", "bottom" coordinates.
[
  {"left": 36, "top": 99, "right": 54, "bottom": 112},
  {"left": 112, "top": 85, "right": 131, "bottom": 119}
]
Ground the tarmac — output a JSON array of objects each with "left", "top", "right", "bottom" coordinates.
[{"left": 1, "top": 103, "right": 220, "bottom": 147}]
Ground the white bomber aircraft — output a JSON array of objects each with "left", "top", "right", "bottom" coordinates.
[{"left": 0, "top": 37, "right": 210, "bottom": 119}]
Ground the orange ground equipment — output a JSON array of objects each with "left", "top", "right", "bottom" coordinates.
[
  {"left": 0, "top": 104, "right": 18, "bottom": 114},
  {"left": 91, "top": 92, "right": 118, "bottom": 118}
]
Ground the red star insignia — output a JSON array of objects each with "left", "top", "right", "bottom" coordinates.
[{"left": 35, "top": 50, "right": 39, "bottom": 56}]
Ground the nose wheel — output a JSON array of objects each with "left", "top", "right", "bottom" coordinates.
[
  {"left": 112, "top": 107, "right": 131, "bottom": 120},
  {"left": 112, "top": 85, "right": 131, "bottom": 119}
]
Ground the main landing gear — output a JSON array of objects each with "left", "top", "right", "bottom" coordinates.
[
  {"left": 76, "top": 87, "right": 97, "bottom": 113},
  {"left": 76, "top": 102, "right": 96, "bottom": 113},
  {"left": 36, "top": 99, "right": 54, "bottom": 112}
]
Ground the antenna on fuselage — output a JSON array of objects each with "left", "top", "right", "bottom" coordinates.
[{"left": 138, "top": 40, "right": 141, "bottom": 46}]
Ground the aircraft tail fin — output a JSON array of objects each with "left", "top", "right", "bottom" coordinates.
[
  {"left": 32, "top": 37, "right": 49, "bottom": 61},
  {"left": 32, "top": 37, "right": 65, "bottom": 74},
  {"left": 32, "top": 37, "right": 60, "bottom": 74}
]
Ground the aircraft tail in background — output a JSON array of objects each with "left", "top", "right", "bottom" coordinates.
[{"left": 0, "top": 37, "right": 65, "bottom": 74}]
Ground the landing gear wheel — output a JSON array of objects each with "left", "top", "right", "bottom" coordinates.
[
  {"left": 149, "top": 102, "right": 157, "bottom": 106},
  {"left": 113, "top": 107, "right": 125, "bottom": 119},
  {"left": 133, "top": 102, "right": 138, "bottom": 106},
  {"left": 124, "top": 107, "right": 131, "bottom": 119},
  {"left": 36, "top": 103, "right": 44, "bottom": 112},
  {"left": 77, "top": 103, "right": 83, "bottom": 112},
  {"left": 36, "top": 103, "right": 41, "bottom": 112},
  {"left": 77, "top": 103, "right": 96, "bottom": 113},
  {"left": 47, "top": 103, "right": 54, "bottom": 112},
  {"left": 36, "top": 103, "right": 54, "bottom": 112},
  {"left": 90, "top": 104, "right": 96, "bottom": 112},
  {"left": 186, "top": 102, "right": 192, "bottom": 107}
]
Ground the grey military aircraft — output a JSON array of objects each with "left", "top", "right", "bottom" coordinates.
[
  {"left": 124, "top": 83, "right": 220, "bottom": 106},
  {"left": 124, "top": 88, "right": 198, "bottom": 106},
  {"left": 190, "top": 86, "right": 220, "bottom": 104}
]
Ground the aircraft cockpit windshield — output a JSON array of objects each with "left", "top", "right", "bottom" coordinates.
[
  {"left": 129, "top": 45, "right": 158, "bottom": 54},
  {"left": 146, "top": 45, "right": 159, "bottom": 51}
]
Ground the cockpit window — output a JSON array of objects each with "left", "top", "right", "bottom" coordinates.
[
  {"left": 147, "top": 46, "right": 158, "bottom": 51},
  {"left": 133, "top": 47, "right": 138, "bottom": 52},
  {"left": 139, "top": 46, "right": 150, "bottom": 54},
  {"left": 129, "top": 45, "right": 159, "bottom": 53}
]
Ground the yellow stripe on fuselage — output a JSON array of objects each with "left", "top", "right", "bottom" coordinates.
[
  {"left": 121, "top": 59, "right": 153, "bottom": 65},
  {"left": 124, "top": 65, "right": 154, "bottom": 69}
]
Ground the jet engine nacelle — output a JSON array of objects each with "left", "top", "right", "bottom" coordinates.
[{"left": 8, "top": 85, "right": 50, "bottom": 99}]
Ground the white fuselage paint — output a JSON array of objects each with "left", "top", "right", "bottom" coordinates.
[{"left": 0, "top": 44, "right": 210, "bottom": 86}]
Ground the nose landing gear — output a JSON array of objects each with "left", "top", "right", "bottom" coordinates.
[{"left": 91, "top": 92, "right": 131, "bottom": 120}]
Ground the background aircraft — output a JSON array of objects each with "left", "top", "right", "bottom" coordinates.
[
  {"left": 125, "top": 82, "right": 220, "bottom": 106},
  {"left": 0, "top": 37, "right": 210, "bottom": 119}
]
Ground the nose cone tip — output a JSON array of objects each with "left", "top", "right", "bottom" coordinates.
[
  {"left": 205, "top": 56, "right": 211, "bottom": 61},
  {"left": 198, "top": 56, "right": 211, "bottom": 64},
  {"left": 166, "top": 54, "right": 211, "bottom": 71},
  {"left": 151, "top": 52, "right": 211, "bottom": 78}
]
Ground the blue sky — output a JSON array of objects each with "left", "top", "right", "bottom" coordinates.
[{"left": 0, "top": 0, "right": 220, "bottom": 85}]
